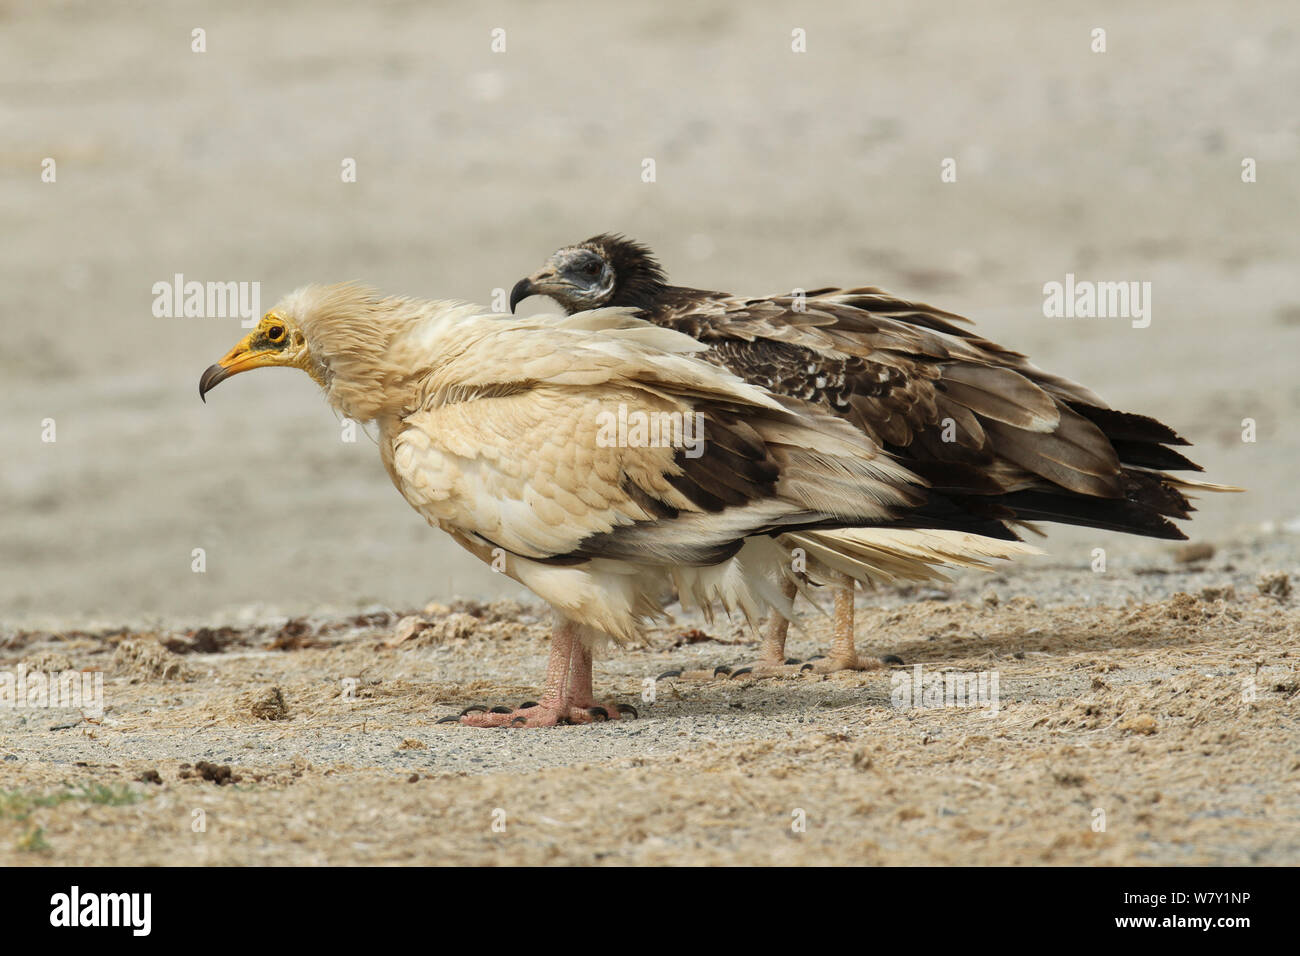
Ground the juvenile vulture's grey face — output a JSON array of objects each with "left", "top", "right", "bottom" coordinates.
[{"left": 510, "top": 246, "right": 615, "bottom": 313}]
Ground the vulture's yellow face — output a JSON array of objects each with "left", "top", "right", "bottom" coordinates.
[{"left": 199, "top": 312, "right": 311, "bottom": 401}]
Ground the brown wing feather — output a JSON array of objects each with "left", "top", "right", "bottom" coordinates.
[{"left": 637, "top": 285, "right": 1203, "bottom": 539}]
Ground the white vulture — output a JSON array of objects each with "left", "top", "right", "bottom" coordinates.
[
  {"left": 510, "top": 235, "right": 1238, "bottom": 677},
  {"left": 198, "top": 284, "right": 1040, "bottom": 727}
]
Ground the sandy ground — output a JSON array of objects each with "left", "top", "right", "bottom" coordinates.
[
  {"left": 2, "top": 1, "right": 1299, "bottom": 865},
  {"left": 2, "top": 543, "right": 1297, "bottom": 865}
]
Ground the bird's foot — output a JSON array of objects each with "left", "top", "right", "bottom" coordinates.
[
  {"left": 439, "top": 699, "right": 638, "bottom": 728},
  {"left": 794, "top": 652, "right": 904, "bottom": 675}
]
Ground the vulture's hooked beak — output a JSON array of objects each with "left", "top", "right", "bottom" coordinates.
[
  {"left": 199, "top": 330, "right": 285, "bottom": 402},
  {"left": 509, "top": 267, "right": 561, "bottom": 313}
]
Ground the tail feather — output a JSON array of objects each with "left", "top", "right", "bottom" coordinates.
[
  {"left": 1108, "top": 440, "right": 1203, "bottom": 473},
  {"left": 789, "top": 528, "right": 1042, "bottom": 589},
  {"left": 917, "top": 400, "right": 1238, "bottom": 541},
  {"left": 1068, "top": 402, "right": 1190, "bottom": 447},
  {"left": 1158, "top": 474, "right": 1246, "bottom": 494}
]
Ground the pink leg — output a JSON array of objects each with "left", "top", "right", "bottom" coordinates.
[
  {"left": 661, "top": 574, "right": 894, "bottom": 683},
  {"left": 454, "top": 615, "right": 635, "bottom": 728},
  {"left": 758, "top": 578, "right": 797, "bottom": 665},
  {"left": 729, "top": 577, "right": 806, "bottom": 677},
  {"left": 803, "top": 573, "right": 888, "bottom": 673}
]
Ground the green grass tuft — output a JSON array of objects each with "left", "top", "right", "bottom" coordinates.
[{"left": 2, "top": 782, "right": 146, "bottom": 852}]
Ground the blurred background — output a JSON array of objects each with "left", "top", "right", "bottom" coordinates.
[{"left": 2, "top": 0, "right": 1297, "bottom": 627}]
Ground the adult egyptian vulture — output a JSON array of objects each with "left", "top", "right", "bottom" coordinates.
[
  {"left": 510, "top": 234, "right": 1235, "bottom": 677},
  {"left": 198, "top": 284, "right": 1038, "bottom": 727}
]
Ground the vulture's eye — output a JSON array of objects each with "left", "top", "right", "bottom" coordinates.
[
  {"left": 581, "top": 261, "right": 602, "bottom": 278},
  {"left": 267, "top": 325, "right": 286, "bottom": 343}
]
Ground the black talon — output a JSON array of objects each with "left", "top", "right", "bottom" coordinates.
[
  {"left": 657, "top": 669, "right": 683, "bottom": 681},
  {"left": 784, "top": 657, "right": 802, "bottom": 665},
  {"left": 881, "top": 654, "right": 904, "bottom": 665},
  {"left": 489, "top": 705, "right": 512, "bottom": 714},
  {"left": 731, "top": 666, "right": 754, "bottom": 678},
  {"left": 800, "top": 663, "right": 815, "bottom": 672},
  {"left": 615, "top": 704, "right": 639, "bottom": 719},
  {"left": 713, "top": 665, "right": 732, "bottom": 677},
  {"left": 807, "top": 655, "right": 827, "bottom": 661},
  {"left": 511, "top": 716, "right": 528, "bottom": 726},
  {"left": 436, "top": 715, "right": 461, "bottom": 724},
  {"left": 519, "top": 701, "right": 539, "bottom": 709},
  {"left": 459, "top": 705, "right": 487, "bottom": 716},
  {"left": 587, "top": 706, "right": 610, "bottom": 721}
]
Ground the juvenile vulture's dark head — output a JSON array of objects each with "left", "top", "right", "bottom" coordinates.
[{"left": 510, "top": 234, "right": 668, "bottom": 314}]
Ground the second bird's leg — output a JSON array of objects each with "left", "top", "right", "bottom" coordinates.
[
  {"left": 801, "top": 572, "right": 897, "bottom": 674},
  {"left": 757, "top": 588, "right": 795, "bottom": 666},
  {"left": 730, "top": 578, "right": 810, "bottom": 677}
]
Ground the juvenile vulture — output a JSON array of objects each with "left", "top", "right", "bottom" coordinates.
[
  {"left": 511, "top": 234, "right": 1237, "bottom": 676},
  {"left": 199, "top": 284, "right": 1036, "bottom": 727}
]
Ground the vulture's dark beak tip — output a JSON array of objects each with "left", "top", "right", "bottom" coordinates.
[
  {"left": 508, "top": 277, "right": 532, "bottom": 314},
  {"left": 199, "top": 363, "right": 226, "bottom": 403}
]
